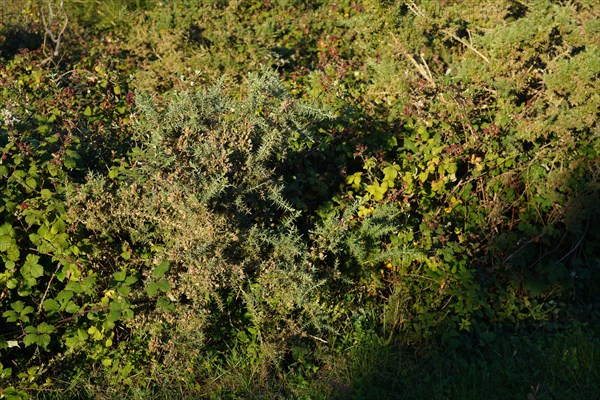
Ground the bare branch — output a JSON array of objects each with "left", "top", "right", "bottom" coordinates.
[
  {"left": 41, "top": 0, "right": 69, "bottom": 65},
  {"left": 391, "top": 38, "right": 436, "bottom": 88},
  {"left": 444, "top": 29, "right": 490, "bottom": 64}
]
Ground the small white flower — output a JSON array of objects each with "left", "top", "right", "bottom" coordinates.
[{"left": 2, "top": 108, "right": 20, "bottom": 126}]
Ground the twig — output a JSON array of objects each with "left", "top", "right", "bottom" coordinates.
[
  {"left": 405, "top": 0, "right": 425, "bottom": 18},
  {"left": 444, "top": 29, "right": 490, "bottom": 64},
  {"left": 556, "top": 220, "right": 589, "bottom": 264},
  {"left": 307, "top": 334, "right": 328, "bottom": 344},
  {"left": 37, "top": 263, "right": 62, "bottom": 318},
  {"left": 392, "top": 38, "right": 437, "bottom": 88},
  {"left": 41, "top": 0, "right": 69, "bottom": 65}
]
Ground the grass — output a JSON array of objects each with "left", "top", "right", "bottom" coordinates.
[
  {"left": 41, "top": 321, "right": 598, "bottom": 399},
  {"left": 298, "top": 323, "right": 600, "bottom": 400}
]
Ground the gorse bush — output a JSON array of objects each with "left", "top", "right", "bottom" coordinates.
[{"left": 67, "top": 71, "right": 340, "bottom": 389}]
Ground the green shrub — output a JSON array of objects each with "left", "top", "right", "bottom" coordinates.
[
  {"left": 1, "top": 0, "right": 599, "bottom": 397},
  {"left": 64, "top": 71, "right": 338, "bottom": 391}
]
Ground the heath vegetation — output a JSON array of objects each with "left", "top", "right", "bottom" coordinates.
[{"left": 1, "top": 0, "right": 598, "bottom": 398}]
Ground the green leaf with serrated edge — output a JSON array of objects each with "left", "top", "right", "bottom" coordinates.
[
  {"left": 3, "top": 310, "right": 18, "bottom": 322},
  {"left": 63, "top": 156, "right": 77, "bottom": 169},
  {"left": 43, "top": 299, "right": 60, "bottom": 313},
  {"left": 146, "top": 282, "right": 159, "bottom": 297},
  {"left": 153, "top": 261, "right": 170, "bottom": 278},
  {"left": 107, "top": 309, "right": 121, "bottom": 322},
  {"left": 36, "top": 334, "right": 51, "bottom": 349},
  {"left": 56, "top": 290, "right": 73, "bottom": 304},
  {"left": 156, "top": 297, "right": 173, "bottom": 311},
  {"left": 37, "top": 322, "right": 55, "bottom": 334},
  {"left": 382, "top": 165, "right": 399, "bottom": 180},
  {"left": 157, "top": 278, "right": 171, "bottom": 292},
  {"left": 124, "top": 275, "right": 138, "bottom": 285},
  {"left": 78, "top": 329, "right": 88, "bottom": 340},
  {"left": 65, "top": 281, "right": 84, "bottom": 294},
  {"left": 0, "top": 223, "right": 14, "bottom": 236},
  {"left": 88, "top": 326, "right": 103, "bottom": 341},
  {"left": 7, "top": 246, "right": 20, "bottom": 261},
  {"left": 0, "top": 235, "right": 14, "bottom": 252},
  {"left": 25, "top": 177, "right": 37, "bottom": 190},
  {"left": 23, "top": 333, "right": 37, "bottom": 347},
  {"left": 114, "top": 270, "right": 126, "bottom": 282},
  {"left": 65, "top": 302, "right": 80, "bottom": 314},
  {"left": 21, "top": 254, "right": 44, "bottom": 278},
  {"left": 40, "top": 189, "right": 52, "bottom": 200}
]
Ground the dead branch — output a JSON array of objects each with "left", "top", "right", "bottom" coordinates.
[{"left": 41, "top": 0, "right": 69, "bottom": 65}]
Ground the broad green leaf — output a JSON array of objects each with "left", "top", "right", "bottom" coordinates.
[
  {"left": 43, "top": 299, "right": 60, "bottom": 313},
  {"left": 382, "top": 165, "right": 399, "bottom": 181},
  {"left": 0, "top": 223, "right": 14, "bottom": 236},
  {"left": 3, "top": 310, "right": 18, "bottom": 322},
  {"left": 23, "top": 333, "right": 37, "bottom": 347},
  {"left": 22, "top": 254, "right": 44, "bottom": 278},
  {"left": 152, "top": 261, "right": 170, "bottom": 278},
  {"left": 65, "top": 302, "right": 80, "bottom": 314},
  {"left": 366, "top": 181, "right": 387, "bottom": 201},
  {"left": 52, "top": 218, "right": 66, "bottom": 234},
  {"left": 65, "top": 281, "right": 84, "bottom": 294},
  {"left": 107, "top": 309, "right": 121, "bottom": 322},
  {"left": 56, "top": 290, "right": 74, "bottom": 304},
  {"left": 124, "top": 275, "right": 138, "bottom": 285},
  {"left": 0, "top": 234, "right": 14, "bottom": 252},
  {"left": 114, "top": 270, "right": 127, "bottom": 282},
  {"left": 63, "top": 156, "right": 77, "bottom": 169},
  {"left": 88, "top": 326, "right": 103, "bottom": 341},
  {"left": 156, "top": 297, "right": 173, "bottom": 311},
  {"left": 108, "top": 168, "right": 120, "bottom": 179},
  {"left": 36, "top": 333, "right": 51, "bottom": 349},
  {"left": 25, "top": 177, "right": 37, "bottom": 190},
  {"left": 121, "top": 308, "right": 134, "bottom": 320},
  {"left": 157, "top": 278, "right": 171, "bottom": 292},
  {"left": 36, "top": 322, "right": 56, "bottom": 334},
  {"left": 77, "top": 329, "right": 89, "bottom": 340},
  {"left": 146, "top": 282, "right": 159, "bottom": 297}
]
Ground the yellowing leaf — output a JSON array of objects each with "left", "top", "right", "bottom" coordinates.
[{"left": 88, "top": 326, "right": 103, "bottom": 341}]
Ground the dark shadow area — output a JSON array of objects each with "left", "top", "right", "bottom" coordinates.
[
  {"left": 505, "top": 0, "right": 528, "bottom": 21},
  {"left": 483, "top": 165, "right": 600, "bottom": 317},
  {"left": 0, "top": 25, "right": 43, "bottom": 60},
  {"left": 323, "top": 323, "right": 600, "bottom": 400},
  {"left": 280, "top": 94, "right": 600, "bottom": 397}
]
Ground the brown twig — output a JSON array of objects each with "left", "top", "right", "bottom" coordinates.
[
  {"left": 444, "top": 29, "right": 490, "bottom": 64},
  {"left": 41, "top": 1, "right": 69, "bottom": 65},
  {"left": 392, "top": 38, "right": 437, "bottom": 88}
]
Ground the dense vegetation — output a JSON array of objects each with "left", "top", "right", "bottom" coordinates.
[{"left": 1, "top": 0, "right": 599, "bottom": 398}]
